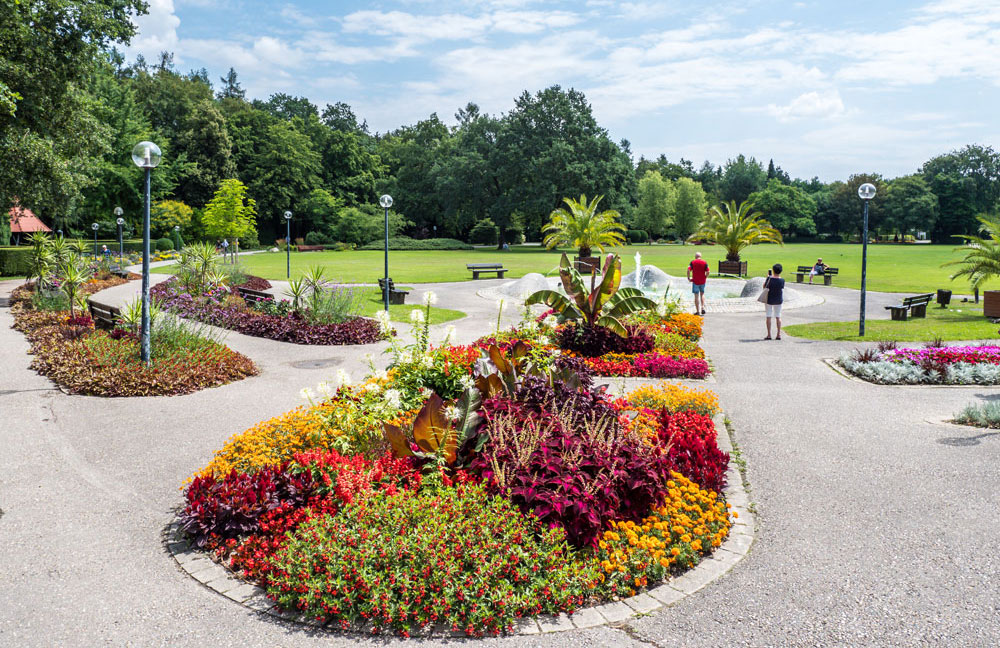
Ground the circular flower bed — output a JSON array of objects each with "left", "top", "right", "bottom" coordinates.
[
  {"left": 839, "top": 343, "right": 1000, "bottom": 385},
  {"left": 178, "top": 325, "right": 734, "bottom": 636}
]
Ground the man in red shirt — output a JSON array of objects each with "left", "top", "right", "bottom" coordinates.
[{"left": 687, "top": 252, "right": 709, "bottom": 315}]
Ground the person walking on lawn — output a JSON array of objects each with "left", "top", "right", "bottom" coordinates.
[{"left": 687, "top": 252, "right": 709, "bottom": 315}]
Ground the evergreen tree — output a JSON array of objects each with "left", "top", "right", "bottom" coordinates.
[{"left": 217, "top": 68, "right": 245, "bottom": 100}]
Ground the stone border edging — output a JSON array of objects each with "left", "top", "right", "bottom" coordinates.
[{"left": 163, "top": 412, "right": 755, "bottom": 636}]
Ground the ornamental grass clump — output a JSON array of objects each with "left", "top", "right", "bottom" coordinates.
[
  {"left": 264, "top": 484, "right": 596, "bottom": 637},
  {"left": 953, "top": 401, "right": 1000, "bottom": 428}
]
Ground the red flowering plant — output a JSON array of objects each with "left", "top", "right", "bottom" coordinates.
[
  {"left": 657, "top": 410, "right": 729, "bottom": 494},
  {"left": 263, "top": 484, "right": 598, "bottom": 637}
]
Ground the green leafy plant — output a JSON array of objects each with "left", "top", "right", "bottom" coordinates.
[
  {"left": 26, "top": 232, "right": 54, "bottom": 287},
  {"left": 383, "top": 391, "right": 483, "bottom": 468},
  {"left": 541, "top": 194, "right": 626, "bottom": 258},
  {"left": 58, "top": 253, "right": 92, "bottom": 318},
  {"left": 944, "top": 213, "right": 1000, "bottom": 290},
  {"left": 525, "top": 253, "right": 657, "bottom": 336},
  {"left": 689, "top": 199, "right": 783, "bottom": 261}
]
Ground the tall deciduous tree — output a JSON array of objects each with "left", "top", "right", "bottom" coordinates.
[
  {"left": 922, "top": 145, "right": 1000, "bottom": 241},
  {"left": 884, "top": 175, "right": 938, "bottom": 236},
  {"left": 672, "top": 178, "right": 707, "bottom": 243},
  {"left": 633, "top": 170, "right": 674, "bottom": 238},
  {"left": 748, "top": 179, "right": 817, "bottom": 238},
  {"left": 0, "top": 0, "right": 147, "bottom": 227},
  {"left": 176, "top": 101, "right": 236, "bottom": 206},
  {"left": 202, "top": 179, "right": 257, "bottom": 256},
  {"left": 151, "top": 200, "right": 193, "bottom": 237},
  {"left": 718, "top": 155, "right": 767, "bottom": 204},
  {"left": 828, "top": 174, "right": 886, "bottom": 238}
]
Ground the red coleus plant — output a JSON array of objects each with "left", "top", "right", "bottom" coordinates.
[{"left": 657, "top": 409, "right": 729, "bottom": 494}]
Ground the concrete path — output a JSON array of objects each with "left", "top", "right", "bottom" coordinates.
[{"left": 1, "top": 277, "right": 998, "bottom": 647}]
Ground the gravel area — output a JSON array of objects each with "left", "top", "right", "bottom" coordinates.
[{"left": 1, "top": 277, "right": 998, "bottom": 647}]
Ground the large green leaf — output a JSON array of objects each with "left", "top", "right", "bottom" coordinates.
[
  {"left": 525, "top": 289, "right": 578, "bottom": 319},
  {"left": 595, "top": 315, "right": 628, "bottom": 337},
  {"left": 604, "top": 295, "right": 658, "bottom": 319}
]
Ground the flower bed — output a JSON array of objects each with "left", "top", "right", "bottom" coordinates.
[
  {"left": 151, "top": 278, "right": 384, "bottom": 346},
  {"left": 11, "top": 283, "right": 257, "bottom": 396},
  {"left": 839, "top": 344, "right": 1000, "bottom": 385},
  {"left": 178, "top": 326, "right": 734, "bottom": 636}
]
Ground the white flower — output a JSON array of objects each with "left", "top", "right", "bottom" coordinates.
[
  {"left": 542, "top": 316, "right": 557, "bottom": 329},
  {"left": 336, "top": 369, "right": 352, "bottom": 387},
  {"left": 422, "top": 291, "right": 438, "bottom": 306},
  {"left": 399, "top": 351, "right": 413, "bottom": 364},
  {"left": 384, "top": 389, "right": 402, "bottom": 409},
  {"left": 538, "top": 336, "right": 552, "bottom": 346},
  {"left": 299, "top": 387, "right": 316, "bottom": 401},
  {"left": 374, "top": 368, "right": 390, "bottom": 381},
  {"left": 442, "top": 324, "right": 457, "bottom": 344},
  {"left": 522, "top": 320, "right": 538, "bottom": 333},
  {"left": 316, "top": 382, "right": 333, "bottom": 398},
  {"left": 410, "top": 309, "right": 425, "bottom": 324},
  {"left": 444, "top": 405, "right": 461, "bottom": 421},
  {"left": 459, "top": 374, "right": 475, "bottom": 390},
  {"left": 419, "top": 386, "right": 433, "bottom": 398},
  {"left": 363, "top": 382, "right": 380, "bottom": 393},
  {"left": 421, "top": 354, "right": 435, "bottom": 368},
  {"left": 374, "top": 309, "right": 392, "bottom": 334}
]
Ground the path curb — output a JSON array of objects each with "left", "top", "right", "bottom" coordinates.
[{"left": 164, "top": 411, "right": 755, "bottom": 636}]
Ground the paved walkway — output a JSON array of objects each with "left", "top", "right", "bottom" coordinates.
[{"left": 1, "top": 278, "right": 998, "bottom": 647}]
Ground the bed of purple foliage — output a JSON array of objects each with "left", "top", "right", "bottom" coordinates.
[{"left": 151, "top": 278, "right": 384, "bottom": 345}]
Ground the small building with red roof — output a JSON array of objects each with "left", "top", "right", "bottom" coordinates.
[{"left": 8, "top": 205, "right": 51, "bottom": 244}]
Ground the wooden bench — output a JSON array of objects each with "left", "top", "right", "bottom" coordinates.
[
  {"left": 467, "top": 263, "right": 507, "bottom": 279},
  {"left": 378, "top": 278, "right": 409, "bottom": 305},
  {"left": 885, "top": 293, "right": 933, "bottom": 321},
  {"left": 795, "top": 265, "right": 839, "bottom": 285},
  {"left": 87, "top": 300, "right": 121, "bottom": 330},
  {"left": 108, "top": 264, "right": 131, "bottom": 279},
  {"left": 236, "top": 286, "right": 272, "bottom": 303},
  {"left": 296, "top": 245, "right": 324, "bottom": 252}
]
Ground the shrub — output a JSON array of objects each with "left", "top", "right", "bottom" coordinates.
[
  {"left": 557, "top": 323, "right": 655, "bottom": 357},
  {"left": 234, "top": 275, "right": 272, "bottom": 291},
  {"left": 304, "top": 231, "right": 332, "bottom": 245},
  {"left": 155, "top": 237, "right": 174, "bottom": 251},
  {"left": 584, "top": 352, "right": 711, "bottom": 379},
  {"left": 592, "top": 472, "right": 731, "bottom": 599},
  {"left": 264, "top": 485, "right": 596, "bottom": 636},
  {"left": 469, "top": 219, "right": 498, "bottom": 245},
  {"left": 0, "top": 247, "right": 32, "bottom": 276},
  {"left": 359, "top": 236, "right": 473, "bottom": 251},
  {"left": 179, "top": 464, "right": 315, "bottom": 548},
  {"left": 953, "top": 401, "right": 1000, "bottom": 428},
  {"left": 627, "top": 229, "right": 649, "bottom": 243},
  {"left": 658, "top": 410, "right": 729, "bottom": 493}
]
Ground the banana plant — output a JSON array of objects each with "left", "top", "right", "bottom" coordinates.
[
  {"left": 525, "top": 253, "right": 656, "bottom": 336},
  {"left": 474, "top": 342, "right": 587, "bottom": 398},
  {"left": 383, "top": 389, "right": 484, "bottom": 467}
]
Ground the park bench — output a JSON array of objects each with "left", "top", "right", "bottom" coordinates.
[
  {"left": 236, "top": 286, "right": 272, "bottom": 303},
  {"left": 795, "top": 265, "right": 839, "bottom": 285},
  {"left": 296, "top": 244, "right": 324, "bottom": 252},
  {"left": 378, "top": 278, "right": 409, "bottom": 305},
  {"left": 87, "top": 300, "right": 121, "bottom": 330},
  {"left": 467, "top": 263, "right": 507, "bottom": 279},
  {"left": 108, "top": 264, "right": 131, "bottom": 279},
  {"left": 885, "top": 293, "right": 933, "bottom": 321}
]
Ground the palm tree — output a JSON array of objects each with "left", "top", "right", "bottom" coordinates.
[
  {"left": 944, "top": 214, "right": 1000, "bottom": 291},
  {"left": 542, "top": 194, "right": 626, "bottom": 259},
  {"left": 690, "top": 200, "right": 783, "bottom": 261}
]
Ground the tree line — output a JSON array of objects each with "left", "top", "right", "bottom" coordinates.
[{"left": 3, "top": 1, "right": 999, "bottom": 249}]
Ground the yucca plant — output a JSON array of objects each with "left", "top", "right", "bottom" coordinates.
[
  {"left": 690, "top": 199, "right": 783, "bottom": 261},
  {"left": 542, "top": 194, "right": 626, "bottom": 258},
  {"left": 525, "top": 253, "right": 656, "bottom": 336},
  {"left": 285, "top": 278, "right": 308, "bottom": 312},
  {"left": 59, "top": 254, "right": 92, "bottom": 318},
  {"left": 944, "top": 214, "right": 1000, "bottom": 291},
  {"left": 26, "top": 232, "right": 54, "bottom": 288}
]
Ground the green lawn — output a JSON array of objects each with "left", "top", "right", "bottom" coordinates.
[
  {"left": 159, "top": 243, "right": 992, "bottom": 294},
  {"left": 784, "top": 305, "right": 1000, "bottom": 342},
  {"left": 353, "top": 286, "right": 465, "bottom": 324}
]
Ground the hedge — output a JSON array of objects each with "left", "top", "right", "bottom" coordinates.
[
  {"left": 0, "top": 247, "right": 32, "bottom": 276},
  {"left": 627, "top": 229, "right": 649, "bottom": 243},
  {"left": 359, "top": 237, "right": 473, "bottom": 251}
]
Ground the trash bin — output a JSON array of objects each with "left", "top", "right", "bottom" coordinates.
[{"left": 936, "top": 289, "right": 952, "bottom": 307}]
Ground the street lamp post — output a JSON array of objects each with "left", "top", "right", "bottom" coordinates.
[
  {"left": 858, "top": 182, "right": 877, "bottom": 336},
  {"left": 92, "top": 223, "right": 100, "bottom": 257},
  {"left": 379, "top": 194, "right": 393, "bottom": 312},
  {"left": 114, "top": 207, "right": 124, "bottom": 262},
  {"left": 283, "top": 211, "right": 292, "bottom": 279},
  {"left": 173, "top": 224, "right": 181, "bottom": 251},
  {"left": 131, "top": 141, "right": 162, "bottom": 364}
]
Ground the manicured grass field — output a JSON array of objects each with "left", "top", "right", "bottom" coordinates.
[
  {"left": 161, "top": 243, "right": 991, "bottom": 294},
  {"left": 784, "top": 305, "right": 1000, "bottom": 342},
  {"left": 354, "top": 286, "right": 465, "bottom": 324}
]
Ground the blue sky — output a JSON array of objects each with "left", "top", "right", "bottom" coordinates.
[{"left": 130, "top": 0, "right": 1000, "bottom": 181}]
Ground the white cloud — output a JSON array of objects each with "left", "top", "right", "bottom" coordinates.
[
  {"left": 129, "top": 0, "right": 180, "bottom": 54},
  {"left": 766, "top": 90, "right": 846, "bottom": 122}
]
